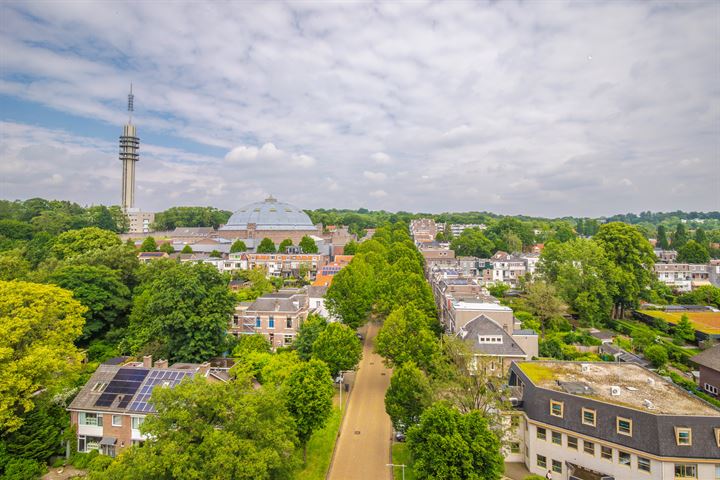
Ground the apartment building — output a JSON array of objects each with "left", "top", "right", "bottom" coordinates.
[
  {"left": 692, "top": 345, "right": 720, "bottom": 397},
  {"left": 488, "top": 251, "right": 531, "bottom": 286},
  {"left": 410, "top": 218, "right": 437, "bottom": 243},
  {"left": 654, "top": 263, "right": 711, "bottom": 292},
  {"left": 449, "top": 223, "right": 486, "bottom": 236},
  {"left": 506, "top": 361, "right": 720, "bottom": 480},
  {"left": 655, "top": 249, "right": 679, "bottom": 264},
  {"left": 231, "top": 289, "right": 309, "bottom": 348},
  {"left": 217, "top": 252, "right": 328, "bottom": 278},
  {"left": 419, "top": 243, "right": 455, "bottom": 261},
  {"left": 68, "top": 356, "right": 227, "bottom": 457}
]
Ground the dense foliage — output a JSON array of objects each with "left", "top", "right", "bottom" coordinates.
[{"left": 151, "top": 206, "right": 231, "bottom": 230}]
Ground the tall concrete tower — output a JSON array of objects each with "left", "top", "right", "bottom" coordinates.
[{"left": 120, "top": 84, "right": 139, "bottom": 211}]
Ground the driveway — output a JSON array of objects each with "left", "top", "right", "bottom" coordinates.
[{"left": 327, "top": 322, "right": 393, "bottom": 480}]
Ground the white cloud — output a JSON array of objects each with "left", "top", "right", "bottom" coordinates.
[
  {"left": 363, "top": 170, "right": 387, "bottom": 182},
  {"left": 369, "top": 189, "right": 388, "bottom": 198},
  {"left": 371, "top": 152, "right": 392, "bottom": 164},
  {"left": 225, "top": 143, "right": 316, "bottom": 168}
]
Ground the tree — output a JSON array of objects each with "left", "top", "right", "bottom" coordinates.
[
  {"left": 150, "top": 206, "right": 232, "bottom": 230},
  {"left": 694, "top": 227, "right": 708, "bottom": 247},
  {"left": 230, "top": 240, "right": 247, "bottom": 253},
  {"left": 524, "top": 281, "right": 566, "bottom": 335},
  {"left": 643, "top": 344, "right": 668, "bottom": 368},
  {"left": 181, "top": 244, "right": 193, "bottom": 254},
  {"left": 450, "top": 228, "right": 494, "bottom": 258},
  {"left": 311, "top": 322, "right": 362, "bottom": 376},
  {"left": 232, "top": 333, "right": 271, "bottom": 358},
  {"left": 93, "top": 205, "right": 118, "bottom": 232},
  {"left": 343, "top": 240, "right": 358, "bottom": 255},
  {"left": 406, "top": 402, "right": 504, "bottom": 480},
  {"left": 385, "top": 361, "right": 432, "bottom": 432},
  {"left": 594, "top": 223, "right": 655, "bottom": 318},
  {"left": 1, "top": 398, "right": 66, "bottom": 463},
  {"left": 51, "top": 227, "right": 121, "bottom": 259},
  {"left": 140, "top": 236, "right": 158, "bottom": 252},
  {"left": 125, "top": 261, "right": 236, "bottom": 362},
  {"left": 97, "top": 377, "right": 298, "bottom": 480},
  {"left": 278, "top": 239, "right": 293, "bottom": 253},
  {"left": 551, "top": 223, "right": 576, "bottom": 243},
  {"left": 375, "top": 305, "right": 440, "bottom": 372},
  {"left": 487, "top": 283, "right": 509, "bottom": 298},
  {"left": 674, "top": 314, "right": 695, "bottom": 343},
  {"left": 299, "top": 236, "right": 318, "bottom": 254},
  {"left": 326, "top": 258, "right": 375, "bottom": 328},
  {"left": 677, "top": 285, "right": 720, "bottom": 308},
  {"left": 0, "top": 250, "right": 30, "bottom": 281},
  {"left": 257, "top": 238, "right": 276, "bottom": 253},
  {"left": 294, "top": 314, "right": 327, "bottom": 360},
  {"left": 49, "top": 264, "right": 132, "bottom": 343},
  {"left": 210, "top": 249, "right": 222, "bottom": 258},
  {"left": 672, "top": 223, "right": 689, "bottom": 248},
  {"left": 656, "top": 225, "right": 670, "bottom": 249},
  {"left": 284, "top": 359, "right": 334, "bottom": 463},
  {"left": 159, "top": 242, "right": 175, "bottom": 254},
  {"left": 67, "top": 244, "right": 141, "bottom": 289},
  {"left": 677, "top": 240, "right": 710, "bottom": 264},
  {"left": 0, "top": 281, "right": 85, "bottom": 432}
]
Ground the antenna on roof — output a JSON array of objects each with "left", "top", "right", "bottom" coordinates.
[{"left": 127, "top": 83, "right": 134, "bottom": 124}]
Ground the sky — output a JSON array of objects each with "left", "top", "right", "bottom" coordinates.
[{"left": 0, "top": 1, "right": 718, "bottom": 218}]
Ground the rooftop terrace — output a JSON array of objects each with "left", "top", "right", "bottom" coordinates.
[{"left": 516, "top": 361, "right": 719, "bottom": 416}]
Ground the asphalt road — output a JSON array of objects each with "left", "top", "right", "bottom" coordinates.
[{"left": 327, "top": 322, "right": 393, "bottom": 480}]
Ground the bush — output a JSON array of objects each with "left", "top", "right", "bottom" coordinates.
[
  {"left": 643, "top": 344, "right": 668, "bottom": 368},
  {"left": 70, "top": 450, "right": 99, "bottom": 469},
  {"left": 524, "top": 476, "right": 546, "bottom": 480},
  {"left": 3, "top": 457, "right": 46, "bottom": 480},
  {"left": 87, "top": 454, "right": 113, "bottom": 472}
]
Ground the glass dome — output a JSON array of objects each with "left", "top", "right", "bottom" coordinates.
[{"left": 220, "top": 196, "right": 316, "bottom": 231}]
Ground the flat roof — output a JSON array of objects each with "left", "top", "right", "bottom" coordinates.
[
  {"left": 454, "top": 300, "right": 510, "bottom": 311},
  {"left": 516, "top": 361, "right": 719, "bottom": 416}
]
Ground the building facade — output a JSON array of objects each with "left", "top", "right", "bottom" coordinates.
[{"left": 231, "top": 289, "right": 309, "bottom": 348}]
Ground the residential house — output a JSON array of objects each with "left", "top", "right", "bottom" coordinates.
[
  {"left": 506, "top": 361, "right": 720, "bottom": 480},
  {"left": 137, "top": 251, "right": 169, "bottom": 264},
  {"left": 692, "top": 345, "right": 720, "bottom": 397},
  {"left": 654, "top": 263, "right": 711, "bottom": 292},
  {"left": 231, "top": 289, "right": 309, "bottom": 348},
  {"left": 410, "top": 218, "right": 437, "bottom": 243}
]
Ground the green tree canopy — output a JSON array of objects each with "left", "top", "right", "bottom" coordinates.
[
  {"left": 294, "top": 314, "right": 327, "bottom": 361},
  {"left": 97, "top": 376, "right": 298, "bottom": 480},
  {"left": 677, "top": 285, "right": 720, "bottom": 308},
  {"left": 151, "top": 206, "right": 232, "bottom": 230},
  {"left": 524, "top": 281, "right": 567, "bottom": 334},
  {"left": 51, "top": 227, "right": 122, "bottom": 259},
  {"left": 283, "top": 358, "right": 334, "bottom": 463},
  {"left": 278, "top": 239, "right": 293, "bottom": 252},
  {"left": 449, "top": 228, "right": 495, "bottom": 258},
  {"left": 49, "top": 264, "right": 131, "bottom": 343},
  {"left": 299, "top": 236, "right": 318, "bottom": 254},
  {"left": 677, "top": 240, "right": 710, "bottom": 264},
  {"left": 326, "top": 258, "right": 375, "bottom": 328},
  {"left": 385, "top": 361, "right": 433, "bottom": 432},
  {"left": 140, "top": 236, "right": 158, "bottom": 252},
  {"left": 672, "top": 223, "right": 689, "bottom": 248},
  {"left": 125, "top": 261, "right": 236, "bottom": 362},
  {"left": 643, "top": 344, "right": 668, "bottom": 368},
  {"left": 230, "top": 240, "right": 248, "bottom": 253},
  {"left": 0, "top": 250, "right": 30, "bottom": 281},
  {"left": 656, "top": 225, "right": 670, "bottom": 249},
  {"left": 158, "top": 242, "right": 175, "bottom": 254},
  {"left": 67, "top": 244, "right": 141, "bottom": 289},
  {"left": 257, "top": 238, "right": 276, "bottom": 253},
  {"left": 181, "top": 244, "right": 193, "bottom": 254},
  {"left": 0, "top": 281, "right": 85, "bottom": 432},
  {"left": 342, "top": 240, "right": 358, "bottom": 255},
  {"left": 694, "top": 227, "right": 708, "bottom": 246},
  {"left": 375, "top": 304, "right": 440, "bottom": 372},
  {"left": 673, "top": 314, "right": 695, "bottom": 343},
  {"left": 311, "top": 322, "right": 362, "bottom": 376},
  {"left": 407, "top": 402, "right": 504, "bottom": 480},
  {"left": 232, "top": 334, "right": 271, "bottom": 359}
]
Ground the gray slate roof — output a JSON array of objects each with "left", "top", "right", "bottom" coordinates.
[
  {"left": 691, "top": 344, "right": 720, "bottom": 371},
  {"left": 457, "top": 314, "right": 526, "bottom": 356}
]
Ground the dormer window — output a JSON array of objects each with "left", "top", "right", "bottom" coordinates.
[
  {"left": 550, "top": 400, "right": 564, "bottom": 418},
  {"left": 616, "top": 417, "right": 632, "bottom": 436},
  {"left": 675, "top": 427, "right": 692, "bottom": 446}
]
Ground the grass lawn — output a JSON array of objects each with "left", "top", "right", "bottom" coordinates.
[
  {"left": 638, "top": 310, "right": 720, "bottom": 335},
  {"left": 391, "top": 442, "right": 416, "bottom": 480},
  {"left": 295, "top": 406, "right": 342, "bottom": 480}
]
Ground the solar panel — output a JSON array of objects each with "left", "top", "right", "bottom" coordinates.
[
  {"left": 94, "top": 368, "right": 149, "bottom": 408},
  {"left": 128, "top": 370, "right": 193, "bottom": 413}
]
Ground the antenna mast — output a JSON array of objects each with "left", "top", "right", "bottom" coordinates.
[{"left": 127, "top": 83, "right": 134, "bottom": 124}]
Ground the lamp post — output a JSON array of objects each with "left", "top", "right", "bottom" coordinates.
[
  {"left": 337, "top": 370, "right": 353, "bottom": 411},
  {"left": 386, "top": 463, "right": 405, "bottom": 480}
]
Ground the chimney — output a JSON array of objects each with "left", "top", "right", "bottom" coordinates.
[
  {"left": 154, "top": 359, "right": 169, "bottom": 369},
  {"left": 198, "top": 362, "right": 211, "bottom": 375},
  {"left": 143, "top": 355, "right": 152, "bottom": 368}
]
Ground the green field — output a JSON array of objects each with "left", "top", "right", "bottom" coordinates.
[
  {"left": 295, "top": 406, "right": 342, "bottom": 480},
  {"left": 391, "top": 442, "right": 416, "bottom": 480},
  {"left": 638, "top": 310, "right": 720, "bottom": 335}
]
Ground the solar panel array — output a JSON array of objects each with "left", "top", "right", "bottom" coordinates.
[
  {"left": 94, "top": 368, "right": 149, "bottom": 408},
  {"left": 128, "top": 370, "right": 193, "bottom": 413}
]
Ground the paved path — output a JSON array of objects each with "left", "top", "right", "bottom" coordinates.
[{"left": 328, "top": 322, "right": 393, "bottom": 480}]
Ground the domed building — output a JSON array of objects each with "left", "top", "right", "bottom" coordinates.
[{"left": 218, "top": 196, "right": 320, "bottom": 243}]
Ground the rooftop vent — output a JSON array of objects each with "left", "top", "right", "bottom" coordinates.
[
  {"left": 610, "top": 386, "right": 621, "bottom": 396},
  {"left": 581, "top": 363, "right": 590, "bottom": 372},
  {"left": 647, "top": 377, "right": 655, "bottom": 386},
  {"left": 643, "top": 399, "right": 655, "bottom": 410}
]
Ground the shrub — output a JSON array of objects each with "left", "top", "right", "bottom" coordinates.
[
  {"left": 70, "top": 450, "right": 99, "bottom": 469},
  {"left": 643, "top": 344, "right": 668, "bottom": 368},
  {"left": 3, "top": 457, "right": 46, "bottom": 480},
  {"left": 87, "top": 454, "right": 113, "bottom": 472}
]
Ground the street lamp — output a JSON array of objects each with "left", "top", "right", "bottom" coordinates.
[
  {"left": 337, "top": 370, "right": 354, "bottom": 411},
  {"left": 386, "top": 463, "right": 405, "bottom": 480}
]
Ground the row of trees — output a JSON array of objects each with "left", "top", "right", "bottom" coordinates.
[{"left": 256, "top": 236, "right": 318, "bottom": 254}]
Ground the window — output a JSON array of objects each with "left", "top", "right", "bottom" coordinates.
[
  {"left": 79, "top": 412, "right": 103, "bottom": 427},
  {"left": 582, "top": 408, "right": 596, "bottom": 426},
  {"left": 583, "top": 440, "right": 595, "bottom": 455},
  {"left": 619, "top": 451, "right": 631, "bottom": 467},
  {"left": 638, "top": 457, "right": 651, "bottom": 473},
  {"left": 269, "top": 316, "right": 275, "bottom": 329},
  {"left": 706, "top": 383, "right": 719, "bottom": 395},
  {"left": 567, "top": 436, "right": 578, "bottom": 450},
  {"left": 715, "top": 464, "right": 720, "bottom": 480},
  {"left": 550, "top": 400, "right": 564, "bottom": 418},
  {"left": 552, "top": 460, "right": 562, "bottom": 474},
  {"left": 551, "top": 431, "right": 561, "bottom": 445},
  {"left": 284, "top": 334, "right": 293, "bottom": 345},
  {"left": 537, "top": 455, "right": 547, "bottom": 468},
  {"left": 78, "top": 436, "right": 86, "bottom": 453},
  {"left": 617, "top": 417, "right": 632, "bottom": 436},
  {"left": 286, "top": 317, "right": 292, "bottom": 329},
  {"left": 112, "top": 415, "right": 122, "bottom": 427},
  {"left": 601, "top": 446, "right": 612, "bottom": 460},
  {"left": 255, "top": 316, "right": 261, "bottom": 328},
  {"left": 510, "top": 442, "right": 520, "bottom": 454},
  {"left": 537, "top": 427, "right": 546, "bottom": 440},
  {"left": 674, "top": 464, "right": 697, "bottom": 478},
  {"left": 675, "top": 427, "right": 692, "bottom": 446},
  {"left": 131, "top": 417, "right": 143, "bottom": 429}
]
